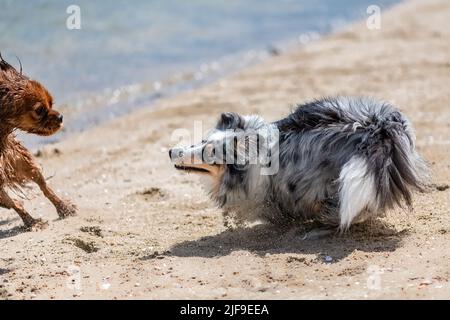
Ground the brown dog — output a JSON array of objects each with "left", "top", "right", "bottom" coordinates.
[{"left": 0, "top": 54, "right": 76, "bottom": 230}]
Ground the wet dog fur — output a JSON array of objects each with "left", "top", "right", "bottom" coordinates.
[{"left": 0, "top": 54, "right": 76, "bottom": 230}]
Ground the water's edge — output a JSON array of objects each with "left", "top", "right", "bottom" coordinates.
[{"left": 3, "top": 0, "right": 399, "bottom": 149}]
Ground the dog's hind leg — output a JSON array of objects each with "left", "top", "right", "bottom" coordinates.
[{"left": 0, "top": 189, "right": 47, "bottom": 230}]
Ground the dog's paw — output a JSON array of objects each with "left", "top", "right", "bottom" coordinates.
[
  {"left": 57, "top": 201, "right": 77, "bottom": 219},
  {"left": 24, "top": 218, "right": 48, "bottom": 232},
  {"left": 301, "top": 228, "right": 334, "bottom": 240}
]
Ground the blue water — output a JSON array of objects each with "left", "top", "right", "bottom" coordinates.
[{"left": 0, "top": 0, "right": 399, "bottom": 147}]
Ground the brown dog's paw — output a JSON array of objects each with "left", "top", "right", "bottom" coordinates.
[
  {"left": 24, "top": 218, "right": 49, "bottom": 232},
  {"left": 57, "top": 201, "right": 77, "bottom": 219}
]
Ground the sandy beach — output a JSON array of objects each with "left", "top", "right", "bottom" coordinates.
[{"left": 1, "top": 0, "right": 449, "bottom": 299}]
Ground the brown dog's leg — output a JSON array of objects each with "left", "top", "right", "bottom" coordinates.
[
  {"left": 29, "top": 169, "right": 77, "bottom": 219},
  {"left": 0, "top": 189, "right": 47, "bottom": 230},
  {"left": 15, "top": 151, "right": 77, "bottom": 219},
  {"left": 10, "top": 141, "right": 77, "bottom": 219}
]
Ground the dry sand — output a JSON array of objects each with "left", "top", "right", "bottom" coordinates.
[{"left": 1, "top": 0, "right": 449, "bottom": 299}]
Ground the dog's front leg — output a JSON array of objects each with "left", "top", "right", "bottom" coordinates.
[
  {"left": 13, "top": 147, "right": 77, "bottom": 219},
  {"left": 29, "top": 168, "right": 77, "bottom": 219},
  {"left": 0, "top": 189, "right": 47, "bottom": 230}
]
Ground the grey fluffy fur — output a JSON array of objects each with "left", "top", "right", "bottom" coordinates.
[{"left": 177, "top": 96, "right": 429, "bottom": 230}]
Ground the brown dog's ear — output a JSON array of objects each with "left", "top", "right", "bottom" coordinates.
[
  {"left": 0, "top": 52, "right": 11, "bottom": 70},
  {"left": 0, "top": 53, "right": 20, "bottom": 75},
  {"left": 216, "top": 112, "right": 245, "bottom": 130}
]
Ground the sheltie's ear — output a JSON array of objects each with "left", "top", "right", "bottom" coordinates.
[{"left": 216, "top": 112, "right": 245, "bottom": 130}]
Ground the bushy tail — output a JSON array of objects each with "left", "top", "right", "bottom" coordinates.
[
  {"left": 338, "top": 109, "right": 429, "bottom": 230},
  {"left": 364, "top": 115, "right": 429, "bottom": 210}
]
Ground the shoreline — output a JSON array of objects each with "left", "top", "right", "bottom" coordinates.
[
  {"left": 23, "top": 31, "right": 333, "bottom": 150},
  {"left": 22, "top": 46, "right": 274, "bottom": 150},
  {"left": 1, "top": 0, "right": 449, "bottom": 300},
  {"left": 23, "top": 1, "right": 399, "bottom": 150}
]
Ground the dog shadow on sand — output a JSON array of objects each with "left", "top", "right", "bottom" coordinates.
[
  {"left": 166, "top": 220, "right": 409, "bottom": 263},
  {"left": 0, "top": 218, "right": 24, "bottom": 240}
]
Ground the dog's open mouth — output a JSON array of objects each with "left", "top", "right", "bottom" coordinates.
[{"left": 174, "top": 164, "right": 211, "bottom": 174}]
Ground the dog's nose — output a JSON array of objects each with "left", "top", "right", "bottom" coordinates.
[{"left": 58, "top": 115, "right": 63, "bottom": 123}]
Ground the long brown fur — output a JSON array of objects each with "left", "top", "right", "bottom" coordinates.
[{"left": 0, "top": 54, "right": 76, "bottom": 230}]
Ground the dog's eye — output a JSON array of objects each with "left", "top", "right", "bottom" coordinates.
[
  {"left": 204, "top": 144, "right": 214, "bottom": 155},
  {"left": 34, "top": 105, "right": 48, "bottom": 117}
]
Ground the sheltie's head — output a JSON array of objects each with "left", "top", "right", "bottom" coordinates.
[{"left": 169, "top": 112, "right": 277, "bottom": 205}]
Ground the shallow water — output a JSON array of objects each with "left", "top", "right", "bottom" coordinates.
[{"left": 0, "top": 0, "right": 399, "bottom": 148}]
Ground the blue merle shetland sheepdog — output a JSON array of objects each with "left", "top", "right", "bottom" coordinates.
[{"left": 170, "top": 96, "right": 429, "bottom": 232}]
